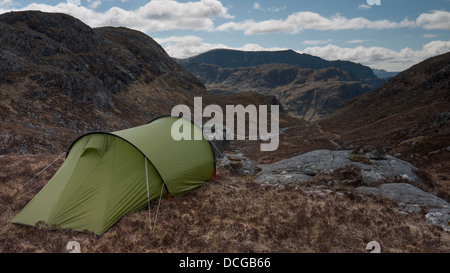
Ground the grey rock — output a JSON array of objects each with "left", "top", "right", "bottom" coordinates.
[
  {"left": 352, "top": 146, "right": 387, "bottom": 160},
  {"left": 355, "top": 186, "right": 379, "bottom": 196},
  {"left": 254, "top": 150, "right": 419, "bottom": 184},
  {"left": 219, "top": 153, "right": 255, "bottom": 176},
  {"left": 24, "top": 122, "right": 35, "bottom": 129},
  {"left": 432, "top": 112, "right": 450, "bottom": 127},
  {"left": 257, "top": 173, "right": 314, "bottom": 185},
  {"left": 357, "top": 183, "right": 450, "bottom": 229},
  {"left": 357, "top": 183, "right": 450, "bottom": 231},
  {"left": 361, "top": 170, "right": 384, "bottom": 182},
  {"left": 425, "top": 212, "right": 450, "bottom": 231},
  {"left": 428, "top": 146, "right": 450, "bottom": 156},
  {"left": 357, "top": 183, "right": 450, "bottom": 211},
  {"left": 366, "top": 150, "right": 387, "bottom": 160},
  {"left": 397, "top": 203, "right": 423, "bottom": 214}
]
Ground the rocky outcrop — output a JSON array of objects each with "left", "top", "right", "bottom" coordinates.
[
  {"left": 178, "top": 48, "right": 389, "bottom": 121},
  {"left": 219, "top": 153, "right": 255, "bottom": 176},
  {"left": 0, "top": 11, "right": 207, "bottom": 154},
  {"left": 357, "top": 183, "right": 450, "bottom": 231},
  {"left": 357, "top": 183, "right": 449, "bottom": 213},
  {"left": 0, "top": 11, "right": 204, "bottom": 110},
  {"left": 318, "top": 52, "right": 450, "bottom": 162},
  {"left": 254, "top": 149, "right": 419, "bottom": 185},
  {"left": 182, "top": 62, "right": 374, "bottom": 121},
  {"left": 425, "top": 212, "right": 450, "bottom": 231},
  {"left": 254, "top": 149, "right": 450, "bottom": 230}
]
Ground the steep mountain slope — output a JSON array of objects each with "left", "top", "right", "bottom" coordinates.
[
  {"left": 183, "top": 62, "right": 372, "bottom": 121},
  {"left": 0, "top": 11, "right": 204, "bottom": 154},
  {"left": 318, "top": 52, "right": 450, "bottom": 197},
  {"left": 178, "top": 49, "right": 387, "bottom": 121},
  {"left": 320, "top": 51, "right": 450, "bottom": 152},
  {"left": 0, "top": 11, "right": 297, "bottom": 155}
]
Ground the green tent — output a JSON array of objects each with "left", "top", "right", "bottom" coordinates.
[{"left": 11, "top": 116, "right": 216, "bottom": 235}]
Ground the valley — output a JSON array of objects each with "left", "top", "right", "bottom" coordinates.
[{"left": 0, "top": 11, "right": 449, "bottom": 253}]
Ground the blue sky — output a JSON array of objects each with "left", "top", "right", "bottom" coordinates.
[{"left": 1, "top": 0, "right": 449, "bottom": 71}]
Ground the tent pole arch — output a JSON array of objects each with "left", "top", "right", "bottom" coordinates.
[
  {"left": 66, "top": 131, "right": 172, "bottom": 197},
  {"left": 12, "top": 116, "right": 216, "bottom": 235},
  {"left": 147, "top": 115, "right": 217, "bottom": 180}
]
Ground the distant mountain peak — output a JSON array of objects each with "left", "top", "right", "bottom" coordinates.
[
  {"left": 179, "top": 48, "right": 379, "bottom": 81},
  {"left": 372, "top": 68, "right": 400, "bottom": 79}
]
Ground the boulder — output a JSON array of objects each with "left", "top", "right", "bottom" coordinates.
[
  {"left": 254, "top": 149, "right": 419, "bottom": 185},
  {"left": 357, "top": 183, "right": 450, "bottom": 212},
  {"left": 425, "top": 212, "right": 450, "bottom": 231},
  {"left": 219, "top": 153, "right": 255, "bottom": 176},
  {"left": 357, "top": 183, "right": 450, "bottom": 230}
]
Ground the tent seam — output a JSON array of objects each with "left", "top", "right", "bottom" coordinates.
[
  {"left": 147, "top": 115, "right": 216, "bottom": 178},
  {"left": 67, "top": 131, "right": 169, "bottom": 195}
]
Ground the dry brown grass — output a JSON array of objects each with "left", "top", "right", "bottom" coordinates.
[
  {"left": 348, "top": 154, "right": 372, "bottom": 165},
  {"left": 1, "top": 154, "right": 449, "bottom": 253}
]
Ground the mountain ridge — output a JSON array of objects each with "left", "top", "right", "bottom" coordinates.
[
  {"left": 0, "top": 11, "right": 205, "bottom": 154},
  {"left": 0, "top": 11, "right": 295, "bottom": 154},
  {"left": 184, "top": 62, "right": 372, "bottom": 121},
  {"left": 1, "top": 11, "right": 450, "bottom": 252},
  {"left": 176, "top": 48, "right": 382, "bottom": 82},
  {"left": 178, "top": 49, "right": 384, "bottom": 121},
  {"left": 318, "top": 51, "right": 450, "bottom": 200}
]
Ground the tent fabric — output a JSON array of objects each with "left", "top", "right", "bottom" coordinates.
[{"left": 11, "top": 116, "right": 215, "bottom": 235}]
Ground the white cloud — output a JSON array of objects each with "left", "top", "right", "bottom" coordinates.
[
  {"left": 346, "top": 39, "right": 367, "bottom": 44},
  {"left": 1, "top": 1, "right": 448, "bottom": 72},
  {"left": 0, "top": 0, "right": 232, "bottom": 32},
  {"left": 416, "top": 10, "right": 450, "bottom": 30},
  {"left": 157, "top": 36, "right": 450, "bottom": 71},
  {"left": 217, "top": 10, "right": 450, "bottom": 35},
  {"left": 267, "top": 6, "right": 286, "bottom": 12},
  {"left": 358, "top": 4, "right": 371, "bottom": 10},
  {"left": 301, "top": 40, "right": 450, "bottom": 71},
  {"left": 252, "top": 1, "right": 285, "bottom": 13},
  {"left": 155, "top": 35, "right": 287, "bottom": 59},
  {"left": 238, "top": 43, "right": 286, "bottom": 52},
  {"left": 2, "top": 3, "right": 448, "bottom": 35},
  {"left": 155, "top": 35, "right": 228, "bottom": 58},
  {"left": 86, "top": 0, "right": 101, "bottom": 9},
  {"left": 0, "top": 0, "right": 14, "bottom": 8},
  {"left": 66, "top": 0, "right": 80, "bottom": 5},
  {"left": 423, "top": 34, "right": 438, "bottom": 38},
  {"left": 302, "top": 39, "right": 332, "bottom": 45},
  {"left": 253, "top": 2, "right": 262, "bottom": 11},
  {"left": 216, "top": 11, "right": 416, "bottom": 34}
]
